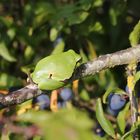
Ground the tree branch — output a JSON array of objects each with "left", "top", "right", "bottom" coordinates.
[
  {"left": 72, "top": 44, "right": 140, "bottom": 80},
  {"left": 1, "top": 45, "right": 140, "bottom": 107},
  {"left": 0, "top": 84, "right": 42, "bottom": 108}
]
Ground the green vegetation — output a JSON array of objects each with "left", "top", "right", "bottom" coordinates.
[{"left": 0, "top": 0, "right": 140, "bottom": 139}]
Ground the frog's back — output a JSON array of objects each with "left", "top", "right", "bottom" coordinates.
[{"left": 32, "top": 50, "right": 80, "bottom": 82}]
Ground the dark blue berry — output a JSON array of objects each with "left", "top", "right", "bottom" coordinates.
[
  {"left": 107, "top": 105, "right": 119, "bottom": 116},
  {"left": 94, "top": 125, "right": 105, "bottom": 137},
  {"left": 108, "top": 93, "right": 126, "bottom": 110},
  {"left": 33, "top": 94, "right": 50, "bottom": 110},
  {"left": 60, "top": 88, "right": 73, "bottom": 101}
]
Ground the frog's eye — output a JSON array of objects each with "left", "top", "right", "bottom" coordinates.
[{"left": 49, "top": 74, "right": 53, "bottom": 79}]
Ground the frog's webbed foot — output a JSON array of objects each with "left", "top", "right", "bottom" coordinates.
[{"left": 27, "top": 72, "right": 35, "bottom": 85}]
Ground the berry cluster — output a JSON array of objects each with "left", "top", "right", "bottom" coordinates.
[
  {"left": 33, "top": 87, "right": 73, "bottom": 110},
  {"left": 94, "top": 124, "right": 105, "bottom": 137}
]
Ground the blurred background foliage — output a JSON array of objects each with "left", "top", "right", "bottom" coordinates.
[{"left": 0, "top": 0, "right": 140, "bottom": 140}]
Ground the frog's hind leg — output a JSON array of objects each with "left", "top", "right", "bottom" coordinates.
[{"left": 50, "top": 90, "right": 58, "bottom": 112}]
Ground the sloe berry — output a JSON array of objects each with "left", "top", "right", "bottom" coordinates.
[
  {"left": 33, "top": 94, "right": 50, "bottom": 110},
  {"left": 108, "top": 93, "right": 126, "bottom": 110},
  {"left": 60, "top": 88, "right": 73, "bottom": 101}
]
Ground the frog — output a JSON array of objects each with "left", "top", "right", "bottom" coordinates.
[{"left": 31, "top": 50, "right": 81, "bottom": 90}]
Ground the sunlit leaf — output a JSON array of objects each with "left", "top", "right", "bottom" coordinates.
[
  {"left": 129, "top": 20, "right": 140, "bottom": 46},
  {"left": 78, "top": 0, "right": 92, "bottom": 11},
  {"left": 24, "top": 46, "right": 35, "bottom": 61},
  {"left": 0, "top": 73, "right": 22, "bottom": 89},
  {"left": 50, "top": 28, "right": 58, "bottom": 41},
  {"left": 92, "top": 0, "right": 103, "bottom": 7},
  {"left": 18, "top": 108, "right": 93, "bottom": 140},
  {"left": 121, "top": 125, "right": 137, "bottom": 140},
  {"left": 0, "top": 16, "right": 13, "bottom": 27},
  {"left": 68, "top": 11, "right": 89, "bottom": 25},
  {"left": 7, "top": 28, "right": 16, "bottom": 40},
  {"left": 80, "top": 89, "right": 90, "bottom": 101},
  {"left": 134, "top": 71, "right": 140, "bottom": 84},
  {"left": 79, "top": 48, "right": 88, "bottom": 63},
  {"left": 51, "top": 38, "right": 65, "bottom": 54},
  {"left": 117, "top": 103, "right": 130, "bottom": 135},
  {"left": 87, "top": 40, "right": 97, "bottom": 60},
  {"left": 96, "top": 98, "right": 115, "bottom": 138},
  {"left": 109, "top": 8, "right": 117, "bottom": 26},
  {"left": 88, "top": 22, "right": 104, "bottom": 33},
  {"left": 0, "top": 42, "right": 16, "bottom": 62},
  {"left": 33, "top": 136, "right": 42, "bottom": 140}
]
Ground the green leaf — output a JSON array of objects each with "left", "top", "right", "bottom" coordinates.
[
  {"left": 93, "top": 133, "right": 107, "bottom": 140},
  {"left": 0, "top": 73, "right": 22, "bottom": 89},
  {"left": 0, "top": 42, "right": 16, "bottom": 62},
  {"left": 68, "top": 11, "right": 89, "bottom": 25},
  {"left": 134, "top": 71, "right": 140, "bottom": 85},
  {"left": 79, "top": 12, "right": 89, "bottom": 23},
  {"left": 80, "top": 89, "right": 90, "bottom": 101},
  {"left": 51, "top": 38, "right": 65, "bottom": 54},
  {"left": 79, "top": 48, "right": 88, "bottom": 63},
  {"left": 129, "top": 20, "right": 140, "bottom": 46},
  {"left": 50, "top": 28, "right": 58, "bottom": 41},
  {"left": 33, "top": 2, "right": 55, "bottom": 28},
  {"left": 1, "top": 132, "right": 10, "bottom": 140},
  {"left": 24, "top": 46, "right": 34, "bottom": 61},
  {"left": 21, "top": 64, "right": 35, "bottom": 75},
  {"left": 96, "top": 98, "right": 115, "bottom": 138},
  {"left": 121, "top": 121, "right": 140, "bottom": 139},
  {"left": 121, "top": 126, "right": 137, "bottom": 140},
  {"left": 33, "top": 136, "right": 42, "bottom": 140},
  {"left": 109, "top": 8, "right": 117, "bottom": 26},
  {"left": 18, "top": 108, "right": 93, "bottom": 140},
  {"left": 117, "top": 103, "right": 130, "bottom": 135},
  {"left": 0, "top": 16, "right": 13, "bottom": 27},
  {"left": 78, "top": 0, "right": 92, "bottom": 10},
  {"left": 87, "top": 40, "right": 97, "bottom": 60},
  {"left": 93, "top": 0, "right": 103, "bottom": 7},
  {"left": 88, "top": 22, "right": 104, "bottom": 33},
  {"left": 7, "top": 28, "right": 16, "bottom": 40}
]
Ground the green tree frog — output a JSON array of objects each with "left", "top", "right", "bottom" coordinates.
[{"left": 31, "top": 50, "right": 81, "bottom": 90}]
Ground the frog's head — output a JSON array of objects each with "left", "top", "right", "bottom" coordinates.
[{"left": 68, "top": 50, "right": 81, "bottom": 63}]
